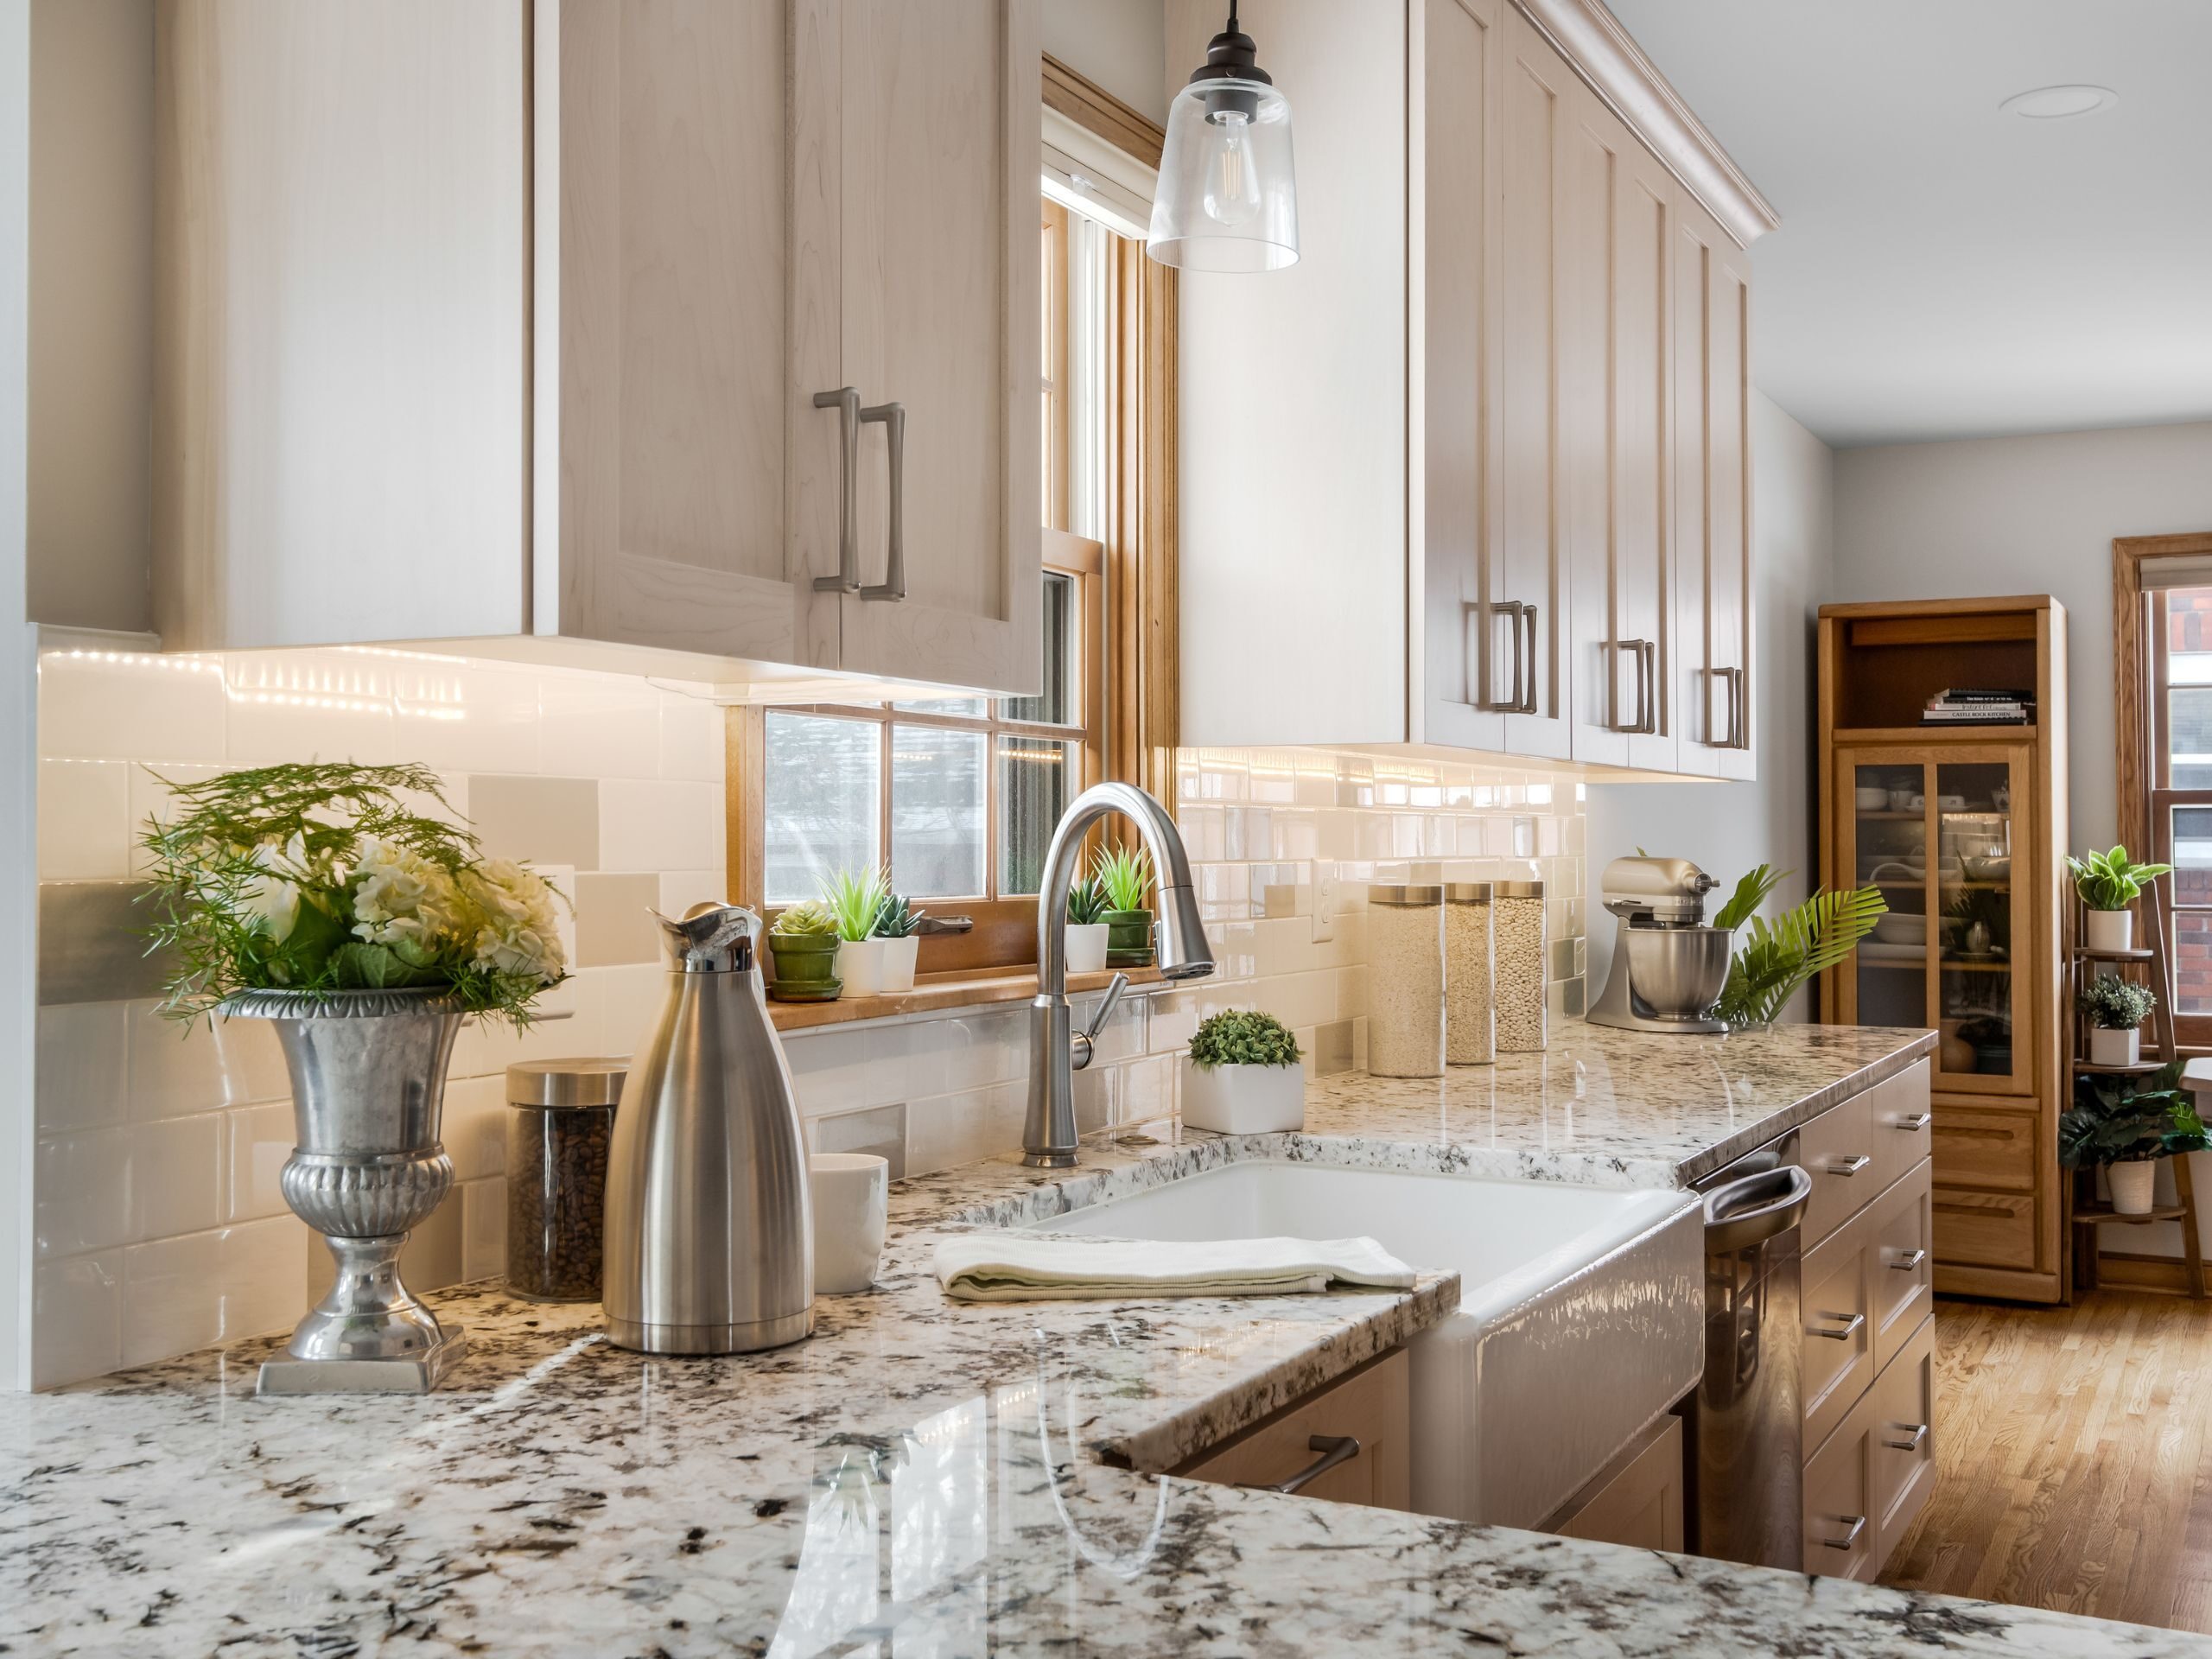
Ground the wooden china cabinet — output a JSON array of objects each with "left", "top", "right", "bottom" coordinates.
[{"left": 1817, "top": 597, "right": 2069, "bottom": 1303}]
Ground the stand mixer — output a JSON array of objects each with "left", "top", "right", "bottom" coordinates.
[{"left": 1587, "top": 855, "right": 1732, "bottom": 1034}]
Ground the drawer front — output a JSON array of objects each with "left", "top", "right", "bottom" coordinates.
[
  {"left": 1930, "top": 1104, "right": 2039, "bottom": 1194},
  {"left": 1803, "top": 1387, "right": 1878, "bottom": 1580},
  {"left": 1180, "top": 1348, "right": 1409, "bottom": 1509},
  {"left": 1801, "top": 1090, "right": 1878, "bottom": 1248},
  {"left": 1866, "top": 1060, "right": 1934, "bottom": 1192},
  {"left": 1931, "top": 1185, "right": 2039, "bottom": 1270},
  {"left": 1550, "top": 1416, "right": 1683, "bottom": 1553},
  {"left": 1870, "top": 1159, "right": 1933, "bottom": 1375},
  {"left": 1872, "top": 1314, "right": 1936, "bottom": 1567},
  {"left": 1801, "top": 1203, "right": 1875, "bottom": 1453}
]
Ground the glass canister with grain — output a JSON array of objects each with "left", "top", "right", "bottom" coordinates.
[
  {"left": 506, "top": 1058, "right": 628, "bottom": 1303},
  {"left": 1444, "top": 882, "right": 1495, "bottom": 1065},
  {"left": 1366, "top": 883, "right": 1445, "bottom": 1077},
  {"left": 1493, "top": 880, "right": 1548, "bottom": 1052}
]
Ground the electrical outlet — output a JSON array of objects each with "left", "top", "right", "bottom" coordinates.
[{"left": 1313, "top": 862, "right": 1338, "bottom": 943}]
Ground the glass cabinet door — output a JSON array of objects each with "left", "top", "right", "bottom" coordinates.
[{"left": 1846, "top": 758, "right": 1934, "bottom": 1033}]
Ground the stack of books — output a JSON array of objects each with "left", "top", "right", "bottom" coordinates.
[{"left": 1923, "top": 687, "right": 2035, "bottom": 726}]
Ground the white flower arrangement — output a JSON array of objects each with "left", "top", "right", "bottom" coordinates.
[{"left": 142, "top": 763, "right": 568, "bottom": 1027}]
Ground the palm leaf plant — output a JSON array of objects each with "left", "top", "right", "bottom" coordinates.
[
  {"left": 821, "top": 867, "right": 891, "bottom": 944},
  {"left": 1711, "top": 877, "right": 1888, "bottom": 1030}
]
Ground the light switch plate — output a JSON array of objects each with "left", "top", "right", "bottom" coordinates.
[{"left": 1313, "top": 862, "right": 1337, "bottom": 943}]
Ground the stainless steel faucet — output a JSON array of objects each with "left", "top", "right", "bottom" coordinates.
[{"left": 1025, "top": 781, "right": 1215, "bottom": 1167}]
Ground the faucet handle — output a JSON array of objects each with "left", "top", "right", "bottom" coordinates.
[{"left": 1071, "top": 972, "right": 1130, "bottom": 1071}]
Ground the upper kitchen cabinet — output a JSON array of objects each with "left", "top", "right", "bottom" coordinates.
[
  {"left": 154, "top": 0, "right": 1039, "bottom": 699},
  {"left": 1173, "top": 0, "right": 1773, "bottom": 772}
]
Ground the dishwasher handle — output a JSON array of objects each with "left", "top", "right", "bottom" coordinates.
[{"left": 1701, "top": 1164, "right": 1815, "bottom": 1254}]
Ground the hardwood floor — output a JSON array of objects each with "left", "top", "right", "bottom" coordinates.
[{"left": 1884, "top": 1291, "right": 2212, "bottom": 1632}]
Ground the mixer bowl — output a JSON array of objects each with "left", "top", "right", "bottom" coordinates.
[{"left": 1624, "top": 926, "right": 1732, "bottom": 1018}]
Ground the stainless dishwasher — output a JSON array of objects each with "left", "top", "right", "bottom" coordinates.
[{"left": 1676, "top": 1128, "right": 1815, "bottom": 1569}]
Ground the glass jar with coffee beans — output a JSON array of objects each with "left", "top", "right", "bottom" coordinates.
[{"left": 505, "top": 1058, "right": 627, "bottom": 1303}]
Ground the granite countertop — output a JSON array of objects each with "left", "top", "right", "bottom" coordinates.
[{"left": 7, "top": 1020, "right": 2196, "bottom": 1657}]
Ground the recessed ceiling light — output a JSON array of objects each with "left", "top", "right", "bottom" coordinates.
[{"left": 1999, "top": 84, "right": 2119, "bottom": 119}]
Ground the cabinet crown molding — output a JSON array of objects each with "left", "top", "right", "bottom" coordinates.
[{"left": 1514, "top": 0, "right": 1780, "bottom": 249}]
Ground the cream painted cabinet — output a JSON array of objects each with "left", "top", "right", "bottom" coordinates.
[
  {"left": 1179, "top": 1348, "right": 1412, "bottom": 1510},
  {"left": 156, "top": 0, "right": 1039, "bottom": 696}
]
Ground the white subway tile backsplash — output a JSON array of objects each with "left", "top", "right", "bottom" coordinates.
[
  {"left": 36, "top": 1001, "right": 128, "bottom": 1133},
  {"left": 225, "top": 1099, "right": 295, "bottom": 1223},
  {"left": 130, "top": 1115, "right": 225, "bottom": 1243},
  {"left": 37, "top": 760, "right": 131, "bottom": 880},
  {"left": 600, "top": 779, "right": 722, "bottom": 874},
  {"left": 537, "top": 673, "right": 662, "bottom": 780},
  {"left": 35, "top": 1128, "right": 134, "bottom": 1259},
  {"left": 122, "top": 1231, "right": 225, "bottom": 1368},
  {"left": 219, "top": 1217, "right": 312, "bottom": 1340},
  {"left": 657, "top": 692, "right": 724, "bottom": 782},
  {"left": 906, "top": 1081, "right": 1025, "bottom": 1178},
  {"left": 40, "top": 650, "right": 227, "bottom": 764},
  {"left": 33, "top": 1250, "right": 123, "bottom": 1389},
  {"left": 128, "top": 1002, "right": 288, "bottom": 1120},
  {"left": 442, "top": 1073, "right": 510, "bottom": 1184},
  {"left": 461, "top": 1179, "right": 507, "bottom": 1283},
  {"left": 467, "top": 774, "right": 601, "bottom": 868}
]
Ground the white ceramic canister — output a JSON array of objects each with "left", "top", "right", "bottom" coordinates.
[
  {"left": 1367, "top": 884, "right": 1445, "bottom": 1077},
  {"left": 1493, "top": 880, "right": 1548, "bottom": 1053}
]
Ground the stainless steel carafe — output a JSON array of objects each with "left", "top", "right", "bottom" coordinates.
[{"left": 602, "top": 904, "right": 814, "bottom": 1354}]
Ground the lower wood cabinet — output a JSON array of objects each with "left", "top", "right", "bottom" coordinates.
[
  {"left": 1546, "top": 1414, "right": 1684, "bottom": 1552},
  {"left": 1178, "top": 1348, "right": 1411, "bottom": 1510},
  {"left": 1804, "top": 1312, "right": 1934, "bottom": 1580}
]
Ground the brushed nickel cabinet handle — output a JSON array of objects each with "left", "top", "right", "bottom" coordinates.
[
  {"left": 858, "top": 401, "right": 906, "bottom": 601},
  {"left": 1521, "top": 603, "right": 1541, "bottom": 713},
  {"left": 1808, "top": 1312, "right": 1866, "bottom": 1341},
  {"left": 1239, "top": 1434, "right": 1362, "bottom": 1496},
  {"left": 1885, "top": 1248, "right": 1928, "bottom": 1272},
  {"left": 812, "top": 387, "right": 862, "bottom": 593},
  {"left": 1617, "top": 639, "right": 1656, "bottom": 734},
  {"left": 1493, "top": 601, "right": 1528, "bottom": 712},
  {"left": 1884, "top": 1422, "right": 1930, "bottom": 1452},
  {"left": 1821, "top": 1154, "right": 1872, "bottom": 1178},
  {"left": 1893, "top": 1112, "right": 1933, "bottom": 1132},
  {"left": 1726, "top": 664, "right": 1749, "bottom": 748},
  {"left": 1821, "top": 1515, "right": 1868, "bottom": 1551}
]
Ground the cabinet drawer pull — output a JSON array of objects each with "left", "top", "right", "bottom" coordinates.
[
  {"left": 811, "top": 387, "right": 863, "bottom": 592},
  {"left": 858, "top": 401, "right": 906, "bottom": 601},
  {"left": 1884, "top": 1422, "right": 1930, "bottom": 1452},
  {"left": 1885, "top": 1248, "right": 1928, "bottom": 1272},
  {"left": 1808, "top": 1312, "right": 1866, "bottom": 1342},
  {"left": 1491, "top": 601, "right": 1528, "bottom": 712},
  {"left": 1725, "top": 664, "right": 1748, "bottom": 749},
  {"left": 1893, "top": 1112, "right": 1933, "bottom": 1132},
  {"left": 1617, "top": 639, "right": 1656, "bottom": 734},
  {"left": 1821, "top": 1154, "right": 1872, "bottom": 1178},
  {"left": 1238, "top": 1434, "right": 1362, "bottom": 1496},
  {"left": 1821, "top": 1515, "right": 1868, "bottom": 1551},
  {"left": 1520, "top": 603, "right": 1541, "bottom": 713}
]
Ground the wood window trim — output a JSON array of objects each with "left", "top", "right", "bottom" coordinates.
[
  {"left": 2114, "top": 532, "right": 2212, "bottom": 1050},
  {"left": 722, "top": 57, "right": 1176, "bottom": 982}
]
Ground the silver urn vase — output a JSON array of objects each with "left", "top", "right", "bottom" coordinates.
[{"left": 226, "top": 987, "right": 468, "bottom": 1395}]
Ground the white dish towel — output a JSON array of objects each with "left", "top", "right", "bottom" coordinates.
[{"left": 933, "top": 1233, "right": 1418, "bottom": 1303}]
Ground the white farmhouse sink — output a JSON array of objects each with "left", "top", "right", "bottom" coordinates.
[{"left": 1027, "top": 1160, "right": 1704, "bottom": 1528}]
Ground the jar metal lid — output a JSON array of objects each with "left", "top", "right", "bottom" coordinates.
[
  {"left": 507, "top": 1058, "right": 629, "bottom": 1109},
  {"left": 1444, "top": 882, "right": 1493, "bottom": 903},
  {"left": 1493, "top": 880, "right": 1545, "bottom": 899},
  {"left": 1370, "top": 883, "right": 1444, "bottom": 906}
]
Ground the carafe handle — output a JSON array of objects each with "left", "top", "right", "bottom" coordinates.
[{"left": 652, "top": 903, "right": 762, "bottom": 973}]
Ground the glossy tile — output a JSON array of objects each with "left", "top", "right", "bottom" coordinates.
[
  {"left": 574, "top": 872, "right": 661, "bottom": 967},
  {"left": 224, "top": 1099, "right": 295, "bottom": 1223},
  {"left": 31, "top": 1249, "right": 122, "bottom": 1389},
  {"left": 537, "top": 672, "right": 662, "bottom": 779},
  {"left": 122, "top": 1231, "right": 225, "bottom": 1368},
  {"left": 35, "top": 1001, "right": 129, "bottom": 1133},
  {"left": 599, "top": 778, "right": 721, "bottom": 874},
  {"left": 35, "top": 1127, "right": 133, "bottom": 1259},
  {"left": 130, "top": 1115, "right": 224, "bottom": 1243},
  {"left": 38, "top": 649, "right": 226, "bottom": 764},
  {"left": 464, "top": 773, "right": 601, "bottom": 868},
  {"left": 219, "top": 1215, "right": 311, "bottom": 1341},
  {"left": 37, "top": 759, "right": 130, "bottom": 880}
]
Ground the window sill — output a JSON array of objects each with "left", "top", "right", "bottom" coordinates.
[{"left": 766, "top": 966, "right": 1165, "bottom": 1033}]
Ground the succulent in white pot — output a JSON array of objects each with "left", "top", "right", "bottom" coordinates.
[
  {"left": 1180, "top": 1009, "right": 1306, "bottom": 1135},
  {"left": 2068, "top": 846, "right": 2171, "bottom": 954},
  {"left": 2060, "top": 1062, "right": 2208, "bottom": 1217},
  {"left": 2078, "top": 972, "right": 2154, "bottom": 1068},
  {"left": 1065, "top": 876, "right": 1110, "bottom": 974},
  {"left": 868, "top": 890, "right": 925, "bottom": 994}
]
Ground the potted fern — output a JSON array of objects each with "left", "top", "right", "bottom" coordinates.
[
  {"left": 768, "top": 900, "right": 842, "bottom": 1001},
  {"left": 1182, "top": 1009, "right": 1305, "bottom": 1135},
  {"left": 2061, "top": 1062, "right": 2208, "bottom": 1215},
  {"left": 2079, "top": 972, "right": 2155, "bottom": 1067},
  {"left": 1065, "top": 875, "right": 1110, "bottom": 974},
  {"left": 1095, "top": 844, "right": 1155, "bottom": 969},
  {"left": 2068, "top": 846, "right": 2172, "bottom": 953},
  {"left": 823, "top": 868, "right": 893, "bottom": 995},
  {"left": 1709, "top": 864, "right": 1887, "bottom": 1031},
  {"left": 869, "top": 891, "right": 925, "bottom": 995}
]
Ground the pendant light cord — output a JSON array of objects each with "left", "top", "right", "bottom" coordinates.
[{"left": 1227, "top": 0, "right": 1238, "bottom": 33}]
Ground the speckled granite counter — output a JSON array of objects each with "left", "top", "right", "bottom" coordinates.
[{"left": 9, "top": 1020, "right": 2197, "bottom": 1657}]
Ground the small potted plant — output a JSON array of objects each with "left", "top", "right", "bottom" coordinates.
[
  {"left": 1065, "top": 876, "right": 1110, "bottom": 974},
  {"left": 2060, "top": 1061, "right": 2208, "bottom": 1216},
  {"left": 823, "top": 868, "right": 893, "bottom": 995},
  {"left": 2068, "top": 845, "right": 2172, "bottom": 953},
  {"left": 1094, "top": 844, "right": 1155, "bottom": 969},
  {"left": 1182, "top": 1009, "right": 1305, "bottom": 1135},
  {"left": 869, "top": 890, "right": 925, "bottom": 994},
  {"left": 2079, "top": 972, "right": 2156, "bottom": 1067},
  {"left": 767, "top": 900, "right": 842, "bottom": 1001}
]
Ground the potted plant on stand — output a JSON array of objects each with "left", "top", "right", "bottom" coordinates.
[
  {"left": 1094, "top": 844, "right": 1156, "bottom": 969},
  {"left": 140, "top": 761, "right": 568, "bottom": 1394},
  {"left": 768, "top": 901, "right": 842, "bottom": 1002},
  {"left": 2061, "top": 1061, "right": 2209, "bottom": 1216},
  {"left": 1065, "top": 876, "right": 1110, "bottom": 974},
  {"left": 2068, "top": 846, "right": 2172, "bottom": 953},
  {"left": 1181, "top": 1009, "right": 1306, "bottom": 1135},
  {"left": 2080, "top": 972, "right": 2156, "bottom": 1067},
  {"left": 869, "top": 890, "right": 925, "bottom": 994},
  {"left": 824, "top": 868, "right": 892, "bottom": 995}
]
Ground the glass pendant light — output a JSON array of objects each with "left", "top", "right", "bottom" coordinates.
[{"left": 1147, "top": 1, "right": 1298, "bottom": 272}]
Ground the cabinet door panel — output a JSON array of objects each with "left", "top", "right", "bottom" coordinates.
[
  {"left": 834, "top": 0, "right": 1042, "bottom": 694},
  {"left": 1803, "top": 1389, "right": 1878, "bottom": 1580},
  {"left": 1707, "top": 228, "right": 1751, "bottom": 779},
  {"left": 1180, "top": 1349, "right": 1410, "bottom": 1510},
  {"left": 1870, "top": 1160, "right": 1933, "bottom": 1375}
]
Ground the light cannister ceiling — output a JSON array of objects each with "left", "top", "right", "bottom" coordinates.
[{"left": 1997, "top": 83, "right": 2119, "bottom": 119}]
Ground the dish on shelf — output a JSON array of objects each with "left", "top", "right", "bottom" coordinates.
[
  {"left": 1866, "top": 860, "right": 1928, "bottom": 883},
  {"left": 1872, "top": 913, "right": 1928, "bottom": 945},
  {"left": 1853, "top": 785, "right": 1890, "bottom": 810},
  {"left": 1960, "top": 855, "right": 2012, "bottom": 882},
  {"left": 1859, "top": 941, "right": 1927, "bottom": 963}
]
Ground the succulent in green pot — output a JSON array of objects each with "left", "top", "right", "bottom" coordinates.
[
  {"left": 1181, "top": 1009, "right": 1306, "bottom": 1135},
  {"left": 1065, "top": 876, "right": 1111, "bottom": 973},
  {"left": 768, "top": 900, "right": 842, "bottom": 1002},
  {"left": 1092, "top": 844, "right": 1156, "bottom": 969},
  {"left": 2068, "top": 846, "right": 2172, "bottom": 954}
]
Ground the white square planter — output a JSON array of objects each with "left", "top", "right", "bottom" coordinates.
[
  {"left": 2083, "top": 910, "right": 2134, "bottom": 953},
  {"left": 836, "top": 937, "right": 918, "bottom": 996},
  {"left": 1180, "top": 1058, "right": 1306, "bottom": 1135},
  {"left": 1065, "top": 923, "right": 1109, "bottom": 974},
  {"left": 2088, "top": 1027, "right": 2141, "bottom": 1067}
]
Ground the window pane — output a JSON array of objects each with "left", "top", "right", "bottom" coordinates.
[
  {"left": 1001, "top": 571, "right": 1077, "bottom": 726},
  {"left": 998, "top": 736, "right": 1077, "bottom": 896},
  {"left": 764, "top": 713, "right": 880, "bottom": 905},
  {"left": 894, "top": 696, "right": 988, "bottom": 718},
  {"left": 891, "top": 724, "right": 986, "bottom": 899}
]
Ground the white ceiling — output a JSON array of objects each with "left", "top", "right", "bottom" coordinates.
[{"left": 1605, "top": 0, "right": 2212, "bottom": 448}]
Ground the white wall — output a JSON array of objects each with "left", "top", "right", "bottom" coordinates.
[
  {"left": 1586, "top": 391, "right": 1834, "bottom": 1013},
  {"left": 1041, "top": 0, "right": 1167, "bottom": 124},
  {"left": 1833, "top": 420, "right": 2212, "bottom": 851}
]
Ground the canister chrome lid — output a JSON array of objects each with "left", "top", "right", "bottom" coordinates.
[
  {"left": 507, "top": 1058, "right": 629, "bottom": 1109},
  {"left": 1493, "top": 880, "right": 1545, "bottom": 899},
  {"left": 1444, "top": 882, "right": 1494, "bottom": 903},
  {"left": 1370, "top": 883, "right": 1444, "bottom": 906}
]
